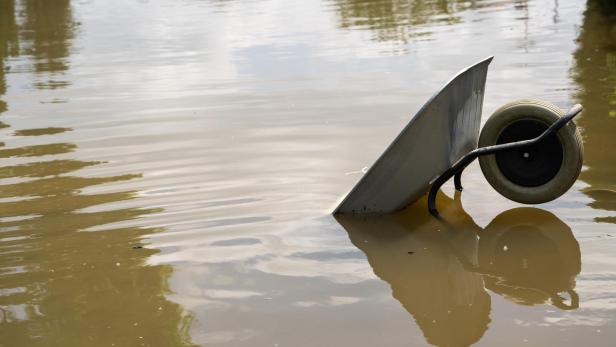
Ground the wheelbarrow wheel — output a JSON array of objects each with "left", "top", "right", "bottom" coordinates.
[{"left": 478, "top": 99, "right": 583, "bottom": 204}]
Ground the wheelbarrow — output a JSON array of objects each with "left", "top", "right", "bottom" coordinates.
[{"left": 334, "top": 56, "right": 583, "bottom": 217}]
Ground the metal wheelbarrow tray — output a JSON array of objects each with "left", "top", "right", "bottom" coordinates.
[{"left": 334, "top": 56, "right": 583, "bottom": 217}]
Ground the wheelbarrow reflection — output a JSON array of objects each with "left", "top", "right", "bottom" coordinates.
[{"left": 335, "top": 193, "right": 580, "bottom": 347}]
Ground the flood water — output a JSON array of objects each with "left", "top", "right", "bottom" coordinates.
[{"left": 1, "top": 0, "right": 615, "bottom": 346}]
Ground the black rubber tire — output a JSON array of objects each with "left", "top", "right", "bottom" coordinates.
[{"left": 478, "top": 99, "right": 583, "bottom": 204}]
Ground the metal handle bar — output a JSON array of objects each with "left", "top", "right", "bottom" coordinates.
[{"left": 428, "top": 104, "right": 583, "bottom": 217}]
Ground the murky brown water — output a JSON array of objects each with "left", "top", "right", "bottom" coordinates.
[{"left": 0, "top": 0, "right": 615, "bottom": 346}]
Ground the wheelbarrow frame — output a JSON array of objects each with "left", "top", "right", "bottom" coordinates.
[
  {"left": 334, "top": 56, "right": 582, "bottom": 217},
  {"left": 428, "top": 103, "right": 582, "bottom": 216}
]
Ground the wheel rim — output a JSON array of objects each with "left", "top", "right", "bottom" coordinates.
[{"left": 495, "top": 119, "right": 564, "bottom": 187}]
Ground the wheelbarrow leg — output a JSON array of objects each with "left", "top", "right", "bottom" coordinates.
[
  {"left": 429, "top": 164, "right": 468, "bottom": 216},
  {"left": 454, "top": 169, "right": 464, "bottom": 191},
  {"left": 428, "top": 104, "right": 583, "bottom": 217},
  {"left": 428, "top": 166, "right": 459, "bottom": 217}
]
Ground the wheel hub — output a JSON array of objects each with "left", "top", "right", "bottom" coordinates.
[{"left": 495, "top": 119, "right": 564, "bottom": 187}]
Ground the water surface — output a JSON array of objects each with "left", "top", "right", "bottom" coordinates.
[{"left": 1, "top": 0, "right": 615, "bottom": 346}]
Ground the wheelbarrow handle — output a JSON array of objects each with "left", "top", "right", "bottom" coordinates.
[{"left": 428, "top": 104, "right": 583, "bottom": 217}]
